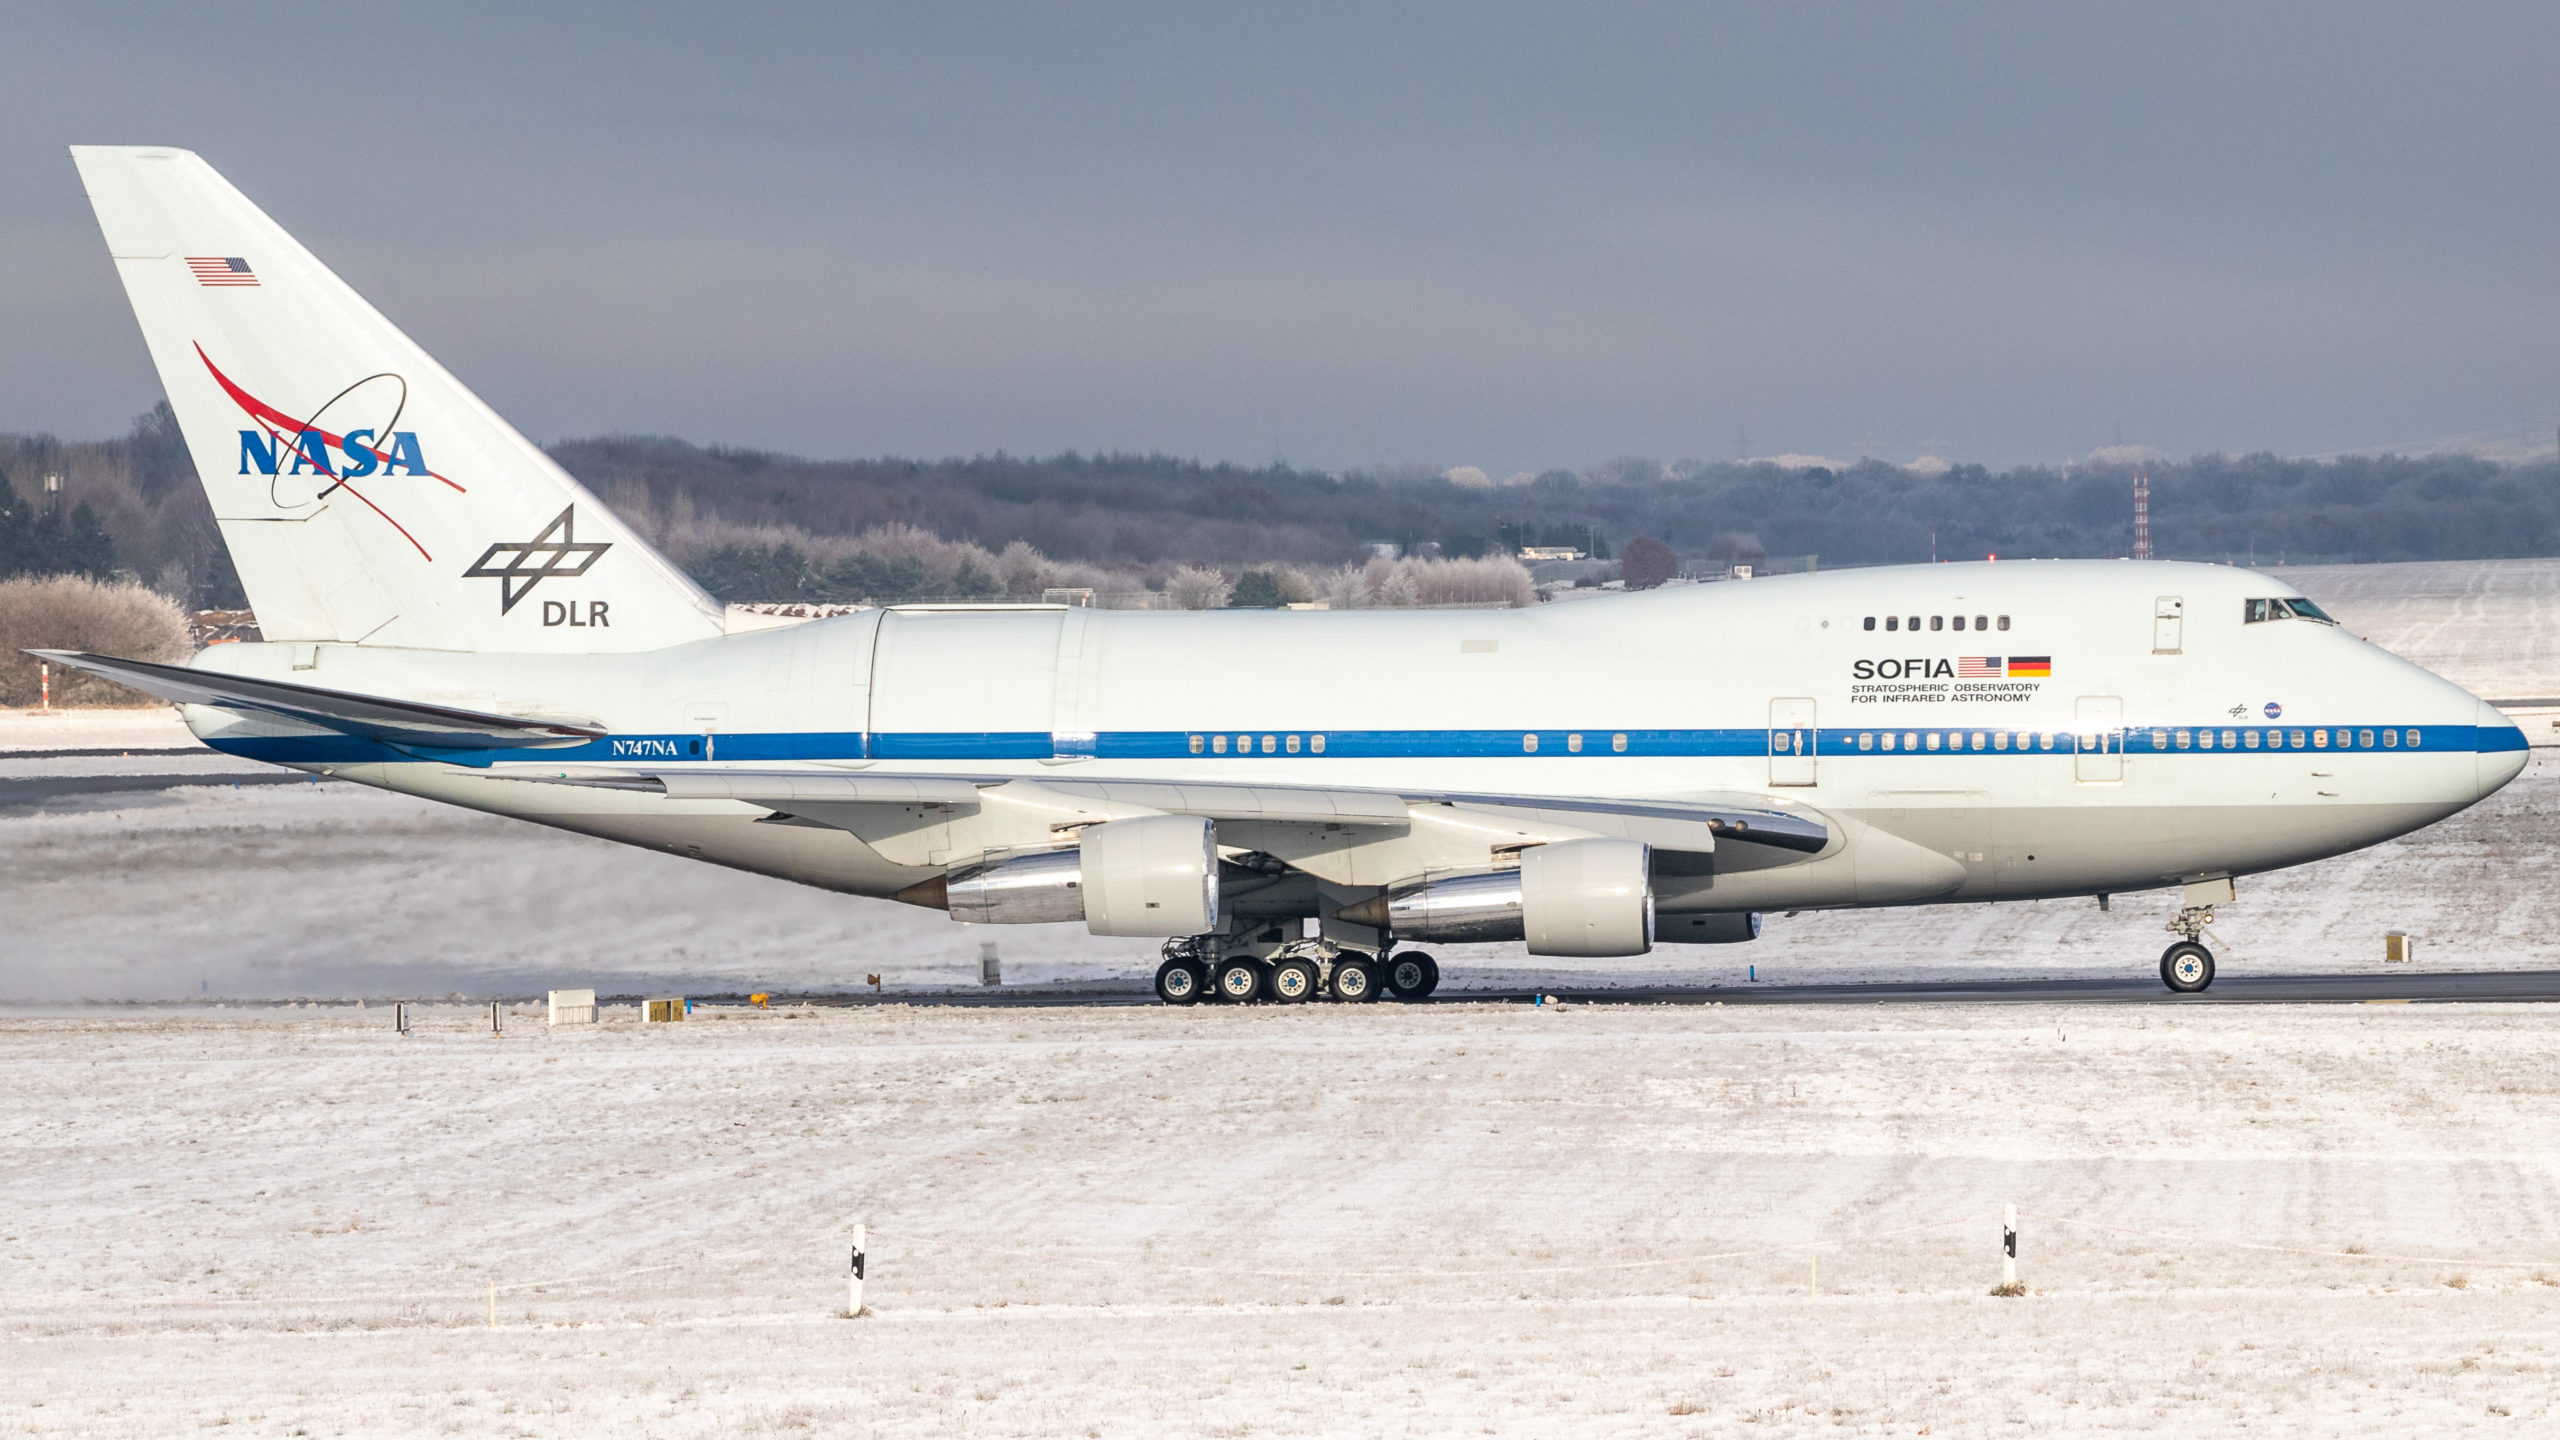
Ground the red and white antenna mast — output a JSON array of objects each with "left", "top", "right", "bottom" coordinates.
[{"left": 2132, "top": 470, "right": 2153, "bottom": 560}]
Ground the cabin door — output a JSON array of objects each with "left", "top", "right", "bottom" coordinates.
[
  {"left": 2153, "top": 596, "right": 2185, "bottom": 654},
  {"left": 1769, "top": 697, "right": 1817, "bottom": 787},
  {"left": 2075, "top": 695, "right": 2124, "bottom": 784}
]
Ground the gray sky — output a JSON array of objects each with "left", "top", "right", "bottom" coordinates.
[{"left": 8, "top": 2, "right": 2560, "bottom": 471}]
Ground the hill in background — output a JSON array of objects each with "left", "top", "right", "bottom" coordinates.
[{"left": 8, "top": 407, "right": 2559, "bottom": 608}]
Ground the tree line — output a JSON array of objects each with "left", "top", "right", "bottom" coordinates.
[{"left": 7, "top": 410, "right": 2560, "bottom": 612}]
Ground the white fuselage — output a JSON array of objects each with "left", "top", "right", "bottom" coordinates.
[{"left": 179, "top": 559, "right": 2525, "bottom": 930}]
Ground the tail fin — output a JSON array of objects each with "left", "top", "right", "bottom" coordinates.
[{"left": 70, "top": 146, "right": 722, "bottom": 652}]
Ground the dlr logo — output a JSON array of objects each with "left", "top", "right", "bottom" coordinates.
[{"left": 543, "top": 600, "right": 610, "bottom": 627}]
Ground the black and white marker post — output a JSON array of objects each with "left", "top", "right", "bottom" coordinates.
[{"left": 848, "top": 1225, "right": 867, "bottom": 1317}]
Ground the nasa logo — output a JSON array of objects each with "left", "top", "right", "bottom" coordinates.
[
  {"left": 236, "top": 427, "right": 429, "bottom": 479},
  {"left": 2264, "top": 701, "right": 2283, "bottom": 719},
  {"left": 1851, "top": 658, "right": 1957, "bottom": 680}
]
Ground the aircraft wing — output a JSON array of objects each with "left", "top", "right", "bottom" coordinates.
[
  {"left": 501, "top": 764, "right": 1830, "bottom": 862},
  {"left": 27, "top": 650, "right": 604, "bottom": 750}
]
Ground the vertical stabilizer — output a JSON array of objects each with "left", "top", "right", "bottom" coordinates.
[{"left": 70, "top": 146, "right": 722, "bottom": 652}]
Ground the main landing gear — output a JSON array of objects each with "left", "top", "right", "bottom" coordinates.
[
  {"left": 1152, "top": 939, "right": 1440, "bottom": 1005},
  {"left": 2159, "top": 901, "right": 2219, "bottom": 994}
]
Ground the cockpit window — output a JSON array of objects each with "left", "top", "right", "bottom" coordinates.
[{"left": 2245, "top": 596, "right": 2339, "bottom": 625}]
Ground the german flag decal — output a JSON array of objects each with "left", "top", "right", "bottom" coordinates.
[{"left": 2007, "top": 656, "right": 2052, "bottom": 678}]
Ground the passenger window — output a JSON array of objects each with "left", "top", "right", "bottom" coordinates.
[
  {"left": 2221, "top": 730, "right": 2237, "bottom": 748},
  {"left": 1859, "top": 733, "right": 1874, "bottom": 751},
  {"left": 1993, "top": 732, "right": 2008, "bottom": 751},
  {"left": 1952, "top": 615, "right": 1965, "bottom": 631},
  {"left": 2175, "top": 729, "right": 2191, "bottom": 749},
  {"left": 2312, "top": 730, "right": 2327, "bottom": 749},
  {"left": 2288, "top": 729, "right": 2304, "bottom": 748},
  {"left": 2198, "top": 730, "right": 2214, "bottom": 750},
  {"left": 1971, "top": 733, "right": 1986, "bottom": 750},
  {"left": 2358, "top": 729, "right": 2374, "bottom": 748},
  {"left": 1904, "top": 732, "right": 1920, "bottom": 750},
  {"left": 1908, "top": 615, "right": 1921, "bottom": 630},
  {"left": 1212, "top": 735, "right": 1228, "bottom": 754},
  {"left": 2039, "top": 732, "right": 2054, "bottom": 751},
  {"left": 1285, "top": 734, "right": 1301, "bottom": 753},
  {"left": 1310, "top": 734, "right": 1327, "bottom": 754},
  {"left": 1611, "top": 732, "right": 1627, "bottom": 752},
  {"left": 1886, "top": 616, "right": 1899, "bottom": 631},
  {"left": 1189, "top": 734, "right": 1204, "bottom": 754},
  {"left": 1997, "top": 615, "right": 2010, "bottom": 631},
  {"left": 1864, "top": 616, "right": 1876, "bottom": 631},
  {"left": 1235, "top": 734, "right": 1250, "bottom": 752},
  {"left": 2150, "top": 729, "right": 2167, "bottom": 749},
  {"left": 1926, "top": 732, "right": 1941, "bottom": 750},
  {"left": 2381, "top": 729, "right": 2397, "bottom": 748},
  {"left": 1930, "top": 615, "right": 1944, "bottom": 631},
  {"left": 1522, "top": 733, "right": 1539, "bottom": 753},
  {"left": 1976, "top": 615, "right": 1988, "bottom": 630},
  {"left": 2407, "top": 729, "right": 2421, "bottom": 747},
  {"left": 1881, "top": 733, "right": 1896, "bottom": 751},
  {"left": 1261, "top": 735, "right": 1276, "bottom": 754},
  {"left": 1566, "top": 733, "right": 1582, "bottom": 753},
  {"left": 2244, "top": 730, "right": 2260, "bottom": 749}
]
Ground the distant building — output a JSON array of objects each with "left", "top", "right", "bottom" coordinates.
[{"left": 1516, "top": 546, "right": 1586, "bottom": 561}]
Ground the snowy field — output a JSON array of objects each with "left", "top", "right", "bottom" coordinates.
[
  {"left": 5, "top": 557, "right": 2560, "bottom": 1435},
  {"left": 3, "top": 1002, "right": 2557, "bottom": 1436}
]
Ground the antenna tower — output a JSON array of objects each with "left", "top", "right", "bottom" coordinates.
[{"left": 2132, "top": 471, "right": 2153, "bottom": 560}]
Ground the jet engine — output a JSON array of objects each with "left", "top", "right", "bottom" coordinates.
[
  {"left": 929, "top": 813, "right": 1220, "bottom": 937},
  {"left": 1336, "top": 837, "right": 1654, "bottom": 957}
]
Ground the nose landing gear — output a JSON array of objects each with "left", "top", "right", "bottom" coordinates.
[
  {"left": 2159, "top": 897, "right": 2220, "bottom": 993},
  {"left": 2160, "top": 940, "right": 2215, "bottom": 993}
]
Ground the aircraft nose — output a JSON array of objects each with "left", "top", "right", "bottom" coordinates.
[{"left": 2476, "top": 698, "right": 2529, "bottom": 800}]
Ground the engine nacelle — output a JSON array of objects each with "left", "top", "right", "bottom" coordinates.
[
  {"left": 1519, "top": 837, "right": 1653, "bottom": 956},
  {"left": 1339, "top": 837, "right": 1654, "bottom": 957},
  {"left": 938, "top": 814, "right": 1219, "bottom": 936},
  {"left": 1079, "top": 813, "right": 1220, "bottom": 936}
]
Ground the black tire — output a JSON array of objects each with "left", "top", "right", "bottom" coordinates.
[
  {"left": 1214, "top": 956, "right": 1265, "bottom": 1004},
  {"left": 1154, "top": 958, "right": 1207, "bottom": 1006},
  {"left": 2160, "top": 941, "right": 2214, "bottom": 993},
  {"left": 1385, "top": 950, "right": 1441, "bottom": 1000},
  {"left": 1268, "top": 958, "right": 1319, "bottom": 1004},
  {"left": 1329, "top": 958, "right": 1380, "bottom": 1003}
]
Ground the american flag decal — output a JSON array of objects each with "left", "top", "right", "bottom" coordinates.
[
  {"left": 1958, "top": 656, "right": 2003, "bottom": 678},
  {"left": 186, "top": 257, "right": 258, "bottom": 286}
]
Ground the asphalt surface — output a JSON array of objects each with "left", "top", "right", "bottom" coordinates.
[
  {"left": 0, "top": 772, "right": 324, "bottom": 808},
  {"left": 688, "top": 969, "right": 2560, "bottom": 1009}
]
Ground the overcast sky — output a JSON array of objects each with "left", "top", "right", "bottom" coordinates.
[{"left": 8, "top": 2, "right": 2560, "bottom": 471}]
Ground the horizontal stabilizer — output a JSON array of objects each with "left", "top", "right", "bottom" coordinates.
[{"left": 28, "top": 650, "right": 602, "bottom": 750}]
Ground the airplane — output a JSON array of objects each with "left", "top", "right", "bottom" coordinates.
[{"left": 44, "top": 145, "right": 2529, "bottom": 1004}]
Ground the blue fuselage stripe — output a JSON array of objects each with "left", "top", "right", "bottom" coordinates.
[{"left": 199, "top": 722, "right": 2522, "bottom": 767}]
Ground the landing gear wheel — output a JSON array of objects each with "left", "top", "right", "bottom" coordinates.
[
  {"left": 1154, "top": 958, "right": 1207, "bottom": 1006},
  {"left": 1385, "top": 950, "right": 1441, "bottom": 1000},
  {"left": 1268, "top": 958, "right": 1319, "bottom": 1004},
  {"left": 2160, "top": 941, "right": 2215, "bottom": 994},
  {"left": 1329, "top": 958, "right": 1381, "bottom": 1003},
  {"left": 1214, "top": 956, "right": 1265, "bottom": 1004}
]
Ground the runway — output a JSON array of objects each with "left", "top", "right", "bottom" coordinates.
[
  {"left": 698, "top": 967, "right": 2560, "bottom": 1009},
  {"left": 0, "top": 771, "right": 323, "bottom": 808}
]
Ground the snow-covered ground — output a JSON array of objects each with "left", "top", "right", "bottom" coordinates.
[
  {"left": 7, "top": 559, "right": 2560, "bottom": 1435},
  {"left": 3, "top": 1002, "right": 2556, "bottom": 1436}
]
